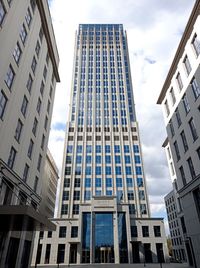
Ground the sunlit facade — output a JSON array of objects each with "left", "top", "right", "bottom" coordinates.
[{"left": 32, "top": 24, "right": 168, "bottom": 265}]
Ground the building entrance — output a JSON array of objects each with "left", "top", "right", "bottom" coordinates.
[{"left": 99, "top": 247, "right": 112, "bottom": 263}]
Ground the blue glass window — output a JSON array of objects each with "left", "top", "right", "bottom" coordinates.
[
  {"left": 126, "top": 177, "right": 133, "bottom": 187},
  {"left": 84, "top": 190, "right": 91, "bottom": 200},
  {"left": 106, "top": 178, "right": 112, "bottom": 187},
  {"left": 85, "top": 166, "right": 91, "bottom": 175},
  {"left": 133, "top": 145, "right": 139, "bottom": 153},
  {"left": 134, "top": 155, "right": 141, "bottom": 164},
  {"left": 77, "top": 145, "right": 82, "bottom": 153},
  {"left": 116, "top": 177, "right": 122, "bottom": 187},
  {"left": 106, "top": 190, "right": 112, "bottom": 196},
  {"left": 124, "top": 145, "right": 129, "bottom": 153},
  {"left": 96, "top": 166, "right": 101, "bottom": 175},
  {"left": 85, "top": 178, "right": 91, "bottom": 187},
  {"left": 75, "top": 166, "right": 81, "bottom": 175},
  {"left": 115, "top": 166, "right": 122, "bottom": 175},
  {"left": 125, "top": 155, "right": 131, "bottom": 163},
  {"left": 96, "top": 145, "right": 101, "bottom": 153},
  {"left": 95, "top": 178, "right": 101, "bottom": 187},
  {"left": 139, "top": 190, "right": 145, "bottom": 200},
  {"left": 86, "top": 145, "right": 92, "bottom": 153},
  {"left": 105, "top": 145, "right": 111, "bottom": 153},
  {"left": 117, "top": 190, "right": 123, "bottom": 202},
  {"left": 136, "top": 166, "right": 142, "bottom": 175},
  {"left": 114, "top": 145, "right": 120, "bottom": 153},
  {"left": 105, "top": 155, "right": 111, "bottom": 164},
  {"left": 140, "top": 204, "right": 147, "bottom": 214},
  {"left": 95, "top": 190, "right": 101, "bottom": 196},
  {"left": 86, "top": 155, "right": 92, "bottom": 163},
  {"left": 105, "top": 166, "right": 111, "bottom": 175},
  {"left": 137, "top": 177, "right": 143, "bottom": 187},
  {"left": 76, "top": 155, "right": 82, "bottom": 164},
  {"left": 96, "top": 155, "right": 101, "bottom": 164},
  {"left": 125, "top": 166, "right": 132, "bottom": 175},
  {"left": 115, "top": 155, "right": 121, "bottom": 164},
  {"left": 67, "top": 145, "right": 73, "bottom": 153}
]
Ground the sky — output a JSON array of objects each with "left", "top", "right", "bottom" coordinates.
[{"left": 47, "top": 0, "right": 196, "bottom": 231}]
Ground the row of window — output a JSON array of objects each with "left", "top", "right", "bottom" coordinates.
[
  {"left": 164, "top": 33, "right": 200, "bottom": 117},
  {"left": 131, "top": 225, "right": 161, "bottom": 238}
]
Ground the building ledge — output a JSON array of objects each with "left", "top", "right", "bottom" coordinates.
[{"left": 0, "top": 205, "right": 56, "bottom": 231}]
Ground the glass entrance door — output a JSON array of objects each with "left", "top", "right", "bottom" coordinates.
[{"left": 94, "top": 213, "right": 114, "bottom": 263}]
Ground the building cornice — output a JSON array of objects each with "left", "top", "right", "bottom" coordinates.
[
  {"left": 37, "top": 0, "right": 60, "bottom": 82},
  {"left": 157, "top": 0, "right": 200, "bottom": 104}
]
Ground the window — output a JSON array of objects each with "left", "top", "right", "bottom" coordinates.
[
  {"left": 84, "top": 190, "right": 91, "bottom": 200},
  {"left": 183, "top": 55, "right": 191, "bottom": 75},
  {"left": 95, "top": 178, "right": 101, "bottom": 187},
  {"left": 131, "top": 226, "right": 137, "bottom": 237},
  {"left": 0, "top": 1, "right": 6, "bottom": 26},
  {"left": 37, "top": 154, "right": 42, "bottom": 171},
  {"left": 175, "top": 108, "right": 182, "bottom": 127},
  {"left": 31, "top": 56, "right": 37, "bottom": 74},
  {"left": 169, "top": 120, "right": 175, "bottom": 137},
  {"left": 59, "top": 226, "right": 67, "bottom": 238},
  {"left": 26, "top": 74, "right": 33, "bottom": 93},
  {"left": 41, "top": 135, "right": 45, "bottom": 150},
  {"left": 47, "top": 231, "right": 52, "bottom": 238},
  {"left": 176, "top": 73, "right": 183, "bottom": 91},
  {"left": 133, "top": 145, "right": 139, "bottom": 153},
  {"left": 36, "top": 98, "right": 41, "bottom": 114},
  {"left": 73, "top": 204, "right": 79, "bottom": 215},
  {"left": 115, "top": 166, "right": 122, "bottom": 175},
  {"left": 193, "top": 188, "right": 200, "bottom": 222},
  {"left": 71, "top": 226, "right": 78, "bottom": 238},
  {"left": 129, "top": 204, "right": 135, "bottom": 214},
  {"left": 13, "top": 42, "right": 22, "bottom": 64},
  {"left": 45, "top": 244, "right": 51, "bottom": 264},
  {"left": 20, "top": 23, "right": 27, "bottom": 44},
  {"left": 23, "top": 164, "right": 29, "bottom": 181},
  {"left": 182, "top": 94, "right": 190, "bottom": 113},
  {"left": 128, "top": 190, "right": 134, "bottom": 200},
  {"left": 187, "top": 157, "right": 196, "bottom": 179},
  {"left": 105, "top": 166, "right": 111, "bottom": 175},
  {"left": 7, "top": 146, "right": 17, "bottom": 169},
  {"left": 114, "top": 145, "right": 120, "bottom": 153},
  {"left": 14, "top": 119, "right": 23, "bottom": 142},
  {"left": 140, "top": 204, "right": 147, "bottom": 214},
  {"left": 179, "top": 166, "right": 186, "bottom": 186},
  {"left": 137, "top": 177, "right": 143, "bottom": 187},
  {"left": 192, "top": 33, "right": 200, "bottom": 56},
  {"left": 61, "top": 204, "right": 68, "bottom": 215},
  {"left": 180, "top": 131, "right": 188, "bottom": 152},
  {"left": 170, "top": 87, "right": 176, "bottom": 105},
  {"left": 139, "top": 190, "right": 145, "bottom": 200},
  {"left": 25, "top": 7, "right": 32, "bottom": 27},
  {"left": 57, "top": 244, "right": 65, "bottom": 264},
  {"left": 35, "top": 40, "right": 41, "bottom": 57},
  {"left": 30, "top": 0, "right": 36, "bottom": 12},
  {"left": 73, "top": 191, "right": 80, "bottom": 200},
  {"left": 27, "top": 139, "right": 34, "bottom": 159},
  {"left": 136, "top": 166, "right": 142, "bottom": 175},
  {"left": 0, "top": 90, "right": 7, "bottom": 119},
  {"left": 197, "top": 147, "right": 200, "bottom": 160},
  {"left": 154, "top": 226, "right": 161, "bottom": 237},
  {"left": 174, "top": 141, "right": 180, "bottom": 161},
  {"left": 126, "top": 166, "right": 132, "bottom": 175},
  {"left": 39, "top": 27, "right": 44, "bottom": 42},
  {"left": 191, "top": 77, "right": 200, "bottom": 99},
  {"left": 62, "top": 191, "right": 69, "bottom": 201},
  {"left": 44, "top": 116, "right": 48, "bottom": 130},
  {"left": 164, "top": 99, "right": 170, "bottom": 116},
  {"left": 5, "top": 65, "right": 15, "bottom": 89},
  {"left": 32, "top": 117, "right": 38, "bottom": 136},
  {"left": 142, "top": 226, "right": 149, "bottom": 237},
  {"left": 124, "top": 145, "right": 129, "bottom": 153},
  {"left": 47, "top": 100, "right": 50, "bottom": 114},
  {"left": 21, "top": 95, "right": 28, "bottom": 116},
  {"left": 126, "top": 177, "right": 133, "bottom": 187},
  {"left": 189, "top": 117, "right": 198, "bottom": 141},
  {"left": 134, "top": 155, "right": 141, "bottom": 164},
  {"left": 64, "top": 178, "right": 70, "bottom": 188},
  {"left": 33, "top": 176, "right": 39, "bottom": 192},
  {"left": 96, "top": 166, "right": 101, "bottom": 175},
  {"left": 43, "top": 65, "right": 47, "bottom": 81}
]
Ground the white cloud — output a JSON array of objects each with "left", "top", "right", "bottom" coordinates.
[{"left": 48, "top": 0, "right": 195, "bottom": 230}]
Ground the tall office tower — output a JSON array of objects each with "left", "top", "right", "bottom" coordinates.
[
  {"left": 32, "top": 24, "right": 168, "bottom": 266},
  {"left": 0, "top": 0, "right": 59, "bottom": 267},
  {"left": 157, "top": 1, "right": 200, "bottom": 267}
]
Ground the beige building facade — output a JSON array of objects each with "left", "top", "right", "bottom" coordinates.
[{"left": 0, "top": 0, "right": 59, "bottom": 267}]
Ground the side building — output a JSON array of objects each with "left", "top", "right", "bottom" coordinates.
[
  {"left": 39, "top": 149, "right": 59, "bottom": 218},
  {"left": 157, "top": 1, "right": 200, "bottom": 267},
  {"left": 31, "top": 24, "right": 168, "bottom": 266},
  {"left": 0, "top": 0, "right": 60, "bottom": 267}
]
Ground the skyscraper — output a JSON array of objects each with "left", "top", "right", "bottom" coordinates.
[{"left": 32, "top": 24, "right": 168, "bottom": 265}]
